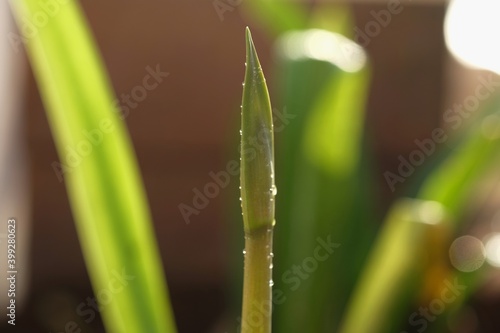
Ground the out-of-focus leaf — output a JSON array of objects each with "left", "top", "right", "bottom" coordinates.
[
  {"left": 272, "top": 29, "right": 374, "bottom": 333},
  {"left": 413, "top": 95, "right": 500, "bottom": 333},
  {"left": 338, "top": 199, "right": 449, "bottom": 333},
  {"left": 418, "top": 117, "right": 500, "bottom": 218},
  {"left": 9, "top": 1, "right": 176, "bottom": 332},
  {"left": 308, "top": 5, "right": 354, "bottom": 37},
  {"left": 242, "top": 0, "right": 308, "bottom": 36},
  {"left": 342, "top": 89, "right": 500, "bottom": 333}
]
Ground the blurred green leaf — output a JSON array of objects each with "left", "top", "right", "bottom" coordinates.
[
  {"left": 418, "top": 118, "right": 500, "bottom": 218},
  {"left": 338, "top": 199, "right": 449, "bottom": 333},
  {"left": 342, "top": 84, "right": 500, "bottom": 333},
  {"left": 9, "top": 1, "right": 176, "bottom": 332},
  {"left": 240, "top": 27, "right": 276, "bottom": 233},
  {"left": 272, "top": 29, "right": 374, "bottom": 333},
  {"left": 242, "top": 0, "right": 308, "bottom": 36},
  {"left": 414, "top": 95, "right": 500, "bottom": 333}
]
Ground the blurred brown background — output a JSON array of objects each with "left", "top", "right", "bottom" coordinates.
[{"left": 6, "top": 0, "right": 497, "bottom": 332}]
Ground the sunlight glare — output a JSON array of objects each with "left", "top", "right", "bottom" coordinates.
[{"left": 445, "top": 0, "right": 500, "bottom": 73}]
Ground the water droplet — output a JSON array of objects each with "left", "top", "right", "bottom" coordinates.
[
  {"left": 269, "top": 280, "right": 274, "bottom": 287},
  {"left": 270, "top": 185, "right": 277, "bottom": 196},
  {"left": 270, "top": 253, "right": 274, "bottom": 258},
  {"left": 244, "top": 62, "right": 247, "bottom": 67},
  {"left": 242, "top": 83, "right": 245, "bottom": 86},
  {"left": 242, "top": 249, "right": 246, "bottom": 255},
  {"left": 239, "top": 186, "right": 242, "bottom": 190},
  {"left": 239, "top": 197, "right": 242, "bottom": 201},
  {"left": 269, "top": 263, "right": 273, "bottom": 269},
  {"left": 239, "top": 130, "right": 242, "bottom": 135}
]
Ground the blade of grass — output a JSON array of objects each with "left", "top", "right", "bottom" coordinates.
[
  {"left": 240, "top": 27, "right": 276, "bottom": 333},
  {"left": 9, "top": 1, "right": 176, "bottom": 332}
]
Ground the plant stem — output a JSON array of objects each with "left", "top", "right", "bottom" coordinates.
[{"left": 241, "top": 225, "right": 274, "bottom": 333}]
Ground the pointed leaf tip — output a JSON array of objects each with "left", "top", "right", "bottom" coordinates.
[
  {"left": 240, "top": 26, "right": 275, "bottom": 232},
  {"left": 245, "top": 27, "right": 260, "bottom": 71},
  {"left": 245, "top": 27, "right": 253, "bottom": 48}
]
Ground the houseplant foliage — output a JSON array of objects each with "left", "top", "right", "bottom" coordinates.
[
  {"left": 8, "top": 0, "right": 500, "bottom": 331},
  {"left": 240, "top": 2, "right": 500, "bottom": 333},
  {"left": 9, "top": 1, "right": 176, "bottom": 332}
]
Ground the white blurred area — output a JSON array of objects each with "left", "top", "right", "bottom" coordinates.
[
  {"left": 445, "top": 0, "right": 500, "bottom": 73},
  {"left": 0, "top": 0, "right": 31, "bottom": 322},
  {"left": 484, "top": 233, "right": 500, "bottom": 267},
  {"left": 440, "top": 0, "right": 500, "bottom": 134}
]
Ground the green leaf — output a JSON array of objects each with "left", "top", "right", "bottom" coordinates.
[
  {"left": 339, "top": 199, "right": 449, "bottom": 333},
  {"left": 240, "top": 27, "right": 276, "bottom": 233},
  {"left": 417, "top": 122, "right": 500, "bottom": 218},
  {"left": 272, "top": 29, "right": 374, "bottom": 332},
  {"left": 9, "top": 1, "right": 177, "bottom": 332},
  {"left": 242, "top": 0, "right": 308, "bottom": 36}
]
